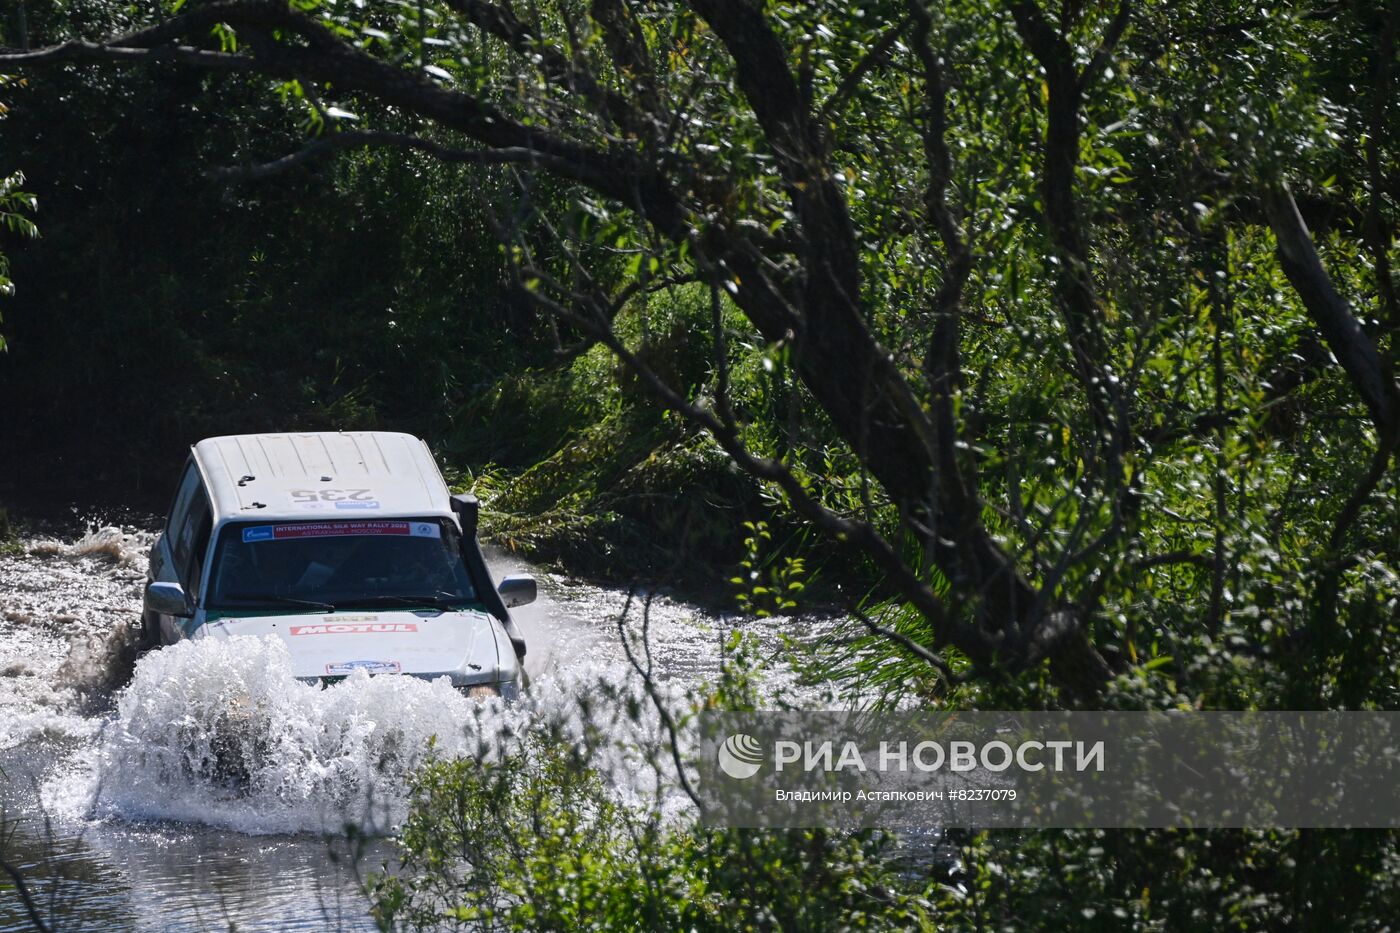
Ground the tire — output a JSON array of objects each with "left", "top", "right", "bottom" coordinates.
[{"left": 138, "top": 609, "right": 162, "bottom": 652}]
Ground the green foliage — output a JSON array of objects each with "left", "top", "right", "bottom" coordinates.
[
  {"left": 460, "top": 287, "right": 775, "bottom": 583},
  {"left": 0, "top": 505, "right": 21, "bottom": 556},
  {"left": 0, "top": 74, "right": 40, "bottom": 351},
  {"left": 369, "top": 646, "right": 937, "bottom": 932},
  {"left": 937, "top": 827, "right": 1400, "bottom": 932},
  {"left": 0, "top": 63, "right": 522, "bottom": 478},
  {"left": 819, "top": 596, "right": 976, "bottom": 709},
  {"left": 731, "top": 520, "right": 807, "bottom": 617},
  {"left": 372, "top": 738, "right": 935, "bottom": 932},
  {"left": 6, "top": 0, "right": 1400, "bottom": 928}
]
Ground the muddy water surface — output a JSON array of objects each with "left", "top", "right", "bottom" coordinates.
[{"left": 0, "top": 513, "right": 832, "bottom": 931}]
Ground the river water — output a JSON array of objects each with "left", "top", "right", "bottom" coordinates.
[{"left": 0, "top": 512, "right": 837, "bottom": 932}]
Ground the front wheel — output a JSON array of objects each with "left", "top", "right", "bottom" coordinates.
[{"left": 137, "top": 609, "right": 162, "bottom": 652}]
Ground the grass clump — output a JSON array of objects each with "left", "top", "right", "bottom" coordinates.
[{"left": 0, "top": 506, "right": 24, "bottom": 557}]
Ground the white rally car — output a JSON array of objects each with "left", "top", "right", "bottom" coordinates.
[{"left": 141, "top": 432, "right": 533, "bottom": 699}]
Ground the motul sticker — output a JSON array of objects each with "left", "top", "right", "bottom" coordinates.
[
  {"left": 325, "top": 659, "right": 402, "bottom": 676},
  {"left": 242, "top": 521, "right": 440, "bottom": 542},
  {"left": 290, "top": 623, "right": 418, "bottom": 636}
]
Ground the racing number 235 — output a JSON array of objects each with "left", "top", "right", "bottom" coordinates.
[{"left": 290, "top": 488, "right": 376, "bottom": 503}]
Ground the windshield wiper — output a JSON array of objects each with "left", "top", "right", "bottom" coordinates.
[
  {"left": 223, "top": 593, "right": 335, "bottom": 612},
  {"left": 339, "top": 593, "right": 471, "bottom": 612}
]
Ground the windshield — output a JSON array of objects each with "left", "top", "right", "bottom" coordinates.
[{"left": 206, "top": 519, "right": 478, "bottom": 611}]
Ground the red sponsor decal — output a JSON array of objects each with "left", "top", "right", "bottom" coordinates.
[{"left": 290, "top": 623, "right": 419, "bottom": 636}]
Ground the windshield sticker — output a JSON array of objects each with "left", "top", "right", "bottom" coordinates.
[
  {"left": 242, "top": 521, "right": 441, "bottom": 542},
  {"left": 290, "top": 622, "right": 418, "bottom": 636},
  {"left": 325, "top": 659, "right": 402, "bottom": 676}
]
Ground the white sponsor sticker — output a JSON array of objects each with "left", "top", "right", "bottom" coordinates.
[
  {"left": 325, "top": 659, "right": 402, "bottom": 676},
  {"left": 242, "top": 521, "right": 441, "bottom": 542}
]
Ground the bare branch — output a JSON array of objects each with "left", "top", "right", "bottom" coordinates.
[
  {"left": 686, "top": 0, "right": 813, "bottom": 169},
  {"left": 615, "top": 592, "right": 705, "bottom": 813},
  {"left": 1009, "top": 0, "right": 1125, "bottom": 450},
  {"left": 589, "top": 0, "right": 661, "bottom": 116},
  {"left": 1328, "top": 439, "right": 1397, "bottom": 551},
  {"left": 0, "top": 851, "right": 52, "bottom": 933}
]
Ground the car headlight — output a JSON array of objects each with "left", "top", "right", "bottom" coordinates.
[{"left": 462, "top": 683, "right": 502, "bottom": 700}]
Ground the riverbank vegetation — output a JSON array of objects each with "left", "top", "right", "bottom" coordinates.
[{"left": 3, "top": 0, "right": 1400, "bottom": 928}]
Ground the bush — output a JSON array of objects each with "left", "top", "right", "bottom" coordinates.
[
  {"left": 369, "top": 736, "right": 936, "bottom": 932},
  {"left": 367, "top": 635, "right": 937, "bottom": 933}
]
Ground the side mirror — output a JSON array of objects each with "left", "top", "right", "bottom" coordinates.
[
  {"left": 451, "top": 493, "right": 480, "bottom": 536},
  {"left": 497, "top": 574, "right": 537, "bottom": 609},
  {"left": 147, "top": 581, "right": 192, "bottom": 617}
]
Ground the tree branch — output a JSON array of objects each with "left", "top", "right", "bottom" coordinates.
[
  {"left": 1263, "top": 182, "right": 1400, "bottom": 437},
  {"left": 1079, "top": 0, "right": 1131, "bottom": 92},
  {"left": 850, "top": 607, "right": 969, "bottom": 685},
  {"left": 2, "top": 0, "right": 1114, "bottom": 700},
  {"left": 206, "top": 130, "right": 585, "bottom": 181},
  {"left": 686, "top": 0, "right": 813, "bottom": 169},
  {"left": 0, "top": 0, "right": 674, "bottom": 224},
  {"left": 0, "top": 40, "right": 256, "bottom": 72},
  {"left": 818, "top": 15, "right": 914, "bottom": 124},
  {"left": 616, "top": 592, "right": 706, "bottom": 814},
  {"left": 440, "top": 0, "right": 646, "bottom": 135},
  {"left": 0, "top": 852, "right": 51, "bottom": 933},
  {"left": 1009, "top": 0, "right": 1125, "bottom": 450},
  {"left": 531, "top": 273, "right": 997, "bottom": 658}
]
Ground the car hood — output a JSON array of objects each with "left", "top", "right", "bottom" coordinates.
[{"left": 194, "top": 609, "right": 513, "bottom": 685}]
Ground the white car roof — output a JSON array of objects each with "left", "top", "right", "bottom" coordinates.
[{"left": 192, "top": 432, "right": 455, "bottom": 526}]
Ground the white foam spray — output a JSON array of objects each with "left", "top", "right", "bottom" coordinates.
[
  {"left": 41, "top": 632, "right": 695, "bottom": 835},
  {"left": 44, "top": 636, "right": 529, "bottom": 834}
]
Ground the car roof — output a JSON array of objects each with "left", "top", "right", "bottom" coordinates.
[{"left": 191, "top": 432, "right": 455, "bottom": 526}]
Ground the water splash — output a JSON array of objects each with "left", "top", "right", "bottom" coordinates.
[
  {"left": 0, "top": 519, "right": 832, "bottom": 930},
  {"left": 0, "top": 526, "right": 149, "bottom": 750},
  {"left": 44, "top": 636, "right": 528, "bottom": 835},
  {"left": 8, "top": 527, "right": 825, "bottom": 840},
  {"left": 27, "top": 525, "right": 151, "bottom": 568}
]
